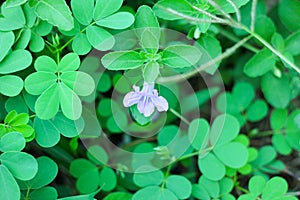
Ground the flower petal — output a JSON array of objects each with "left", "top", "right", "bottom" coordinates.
[
  {"left": 137, "top": 97, "right": 155, "bottom": 117},
  {"left": 123, "top": 91, "right": 141, "bottom": 107},
  {"left": 152, "top": 96, "right": 169, "bottom": 112}
]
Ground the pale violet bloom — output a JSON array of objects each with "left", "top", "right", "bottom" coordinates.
[{"left": 123, "top": 83, "right": 168, "bottom": 117}]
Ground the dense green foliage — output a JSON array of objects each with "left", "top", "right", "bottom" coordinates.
[{"left": 0, "top": 0, "right": 300, "bottom": 199}]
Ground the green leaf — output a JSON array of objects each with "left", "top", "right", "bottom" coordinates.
[
  {"left": 133, "top": 186, "right": 177, "bottom": 200},
  {"left": 53, "top": 112, "right": 84, "bottom": 137},
  {"left": 197, "top": 35, "right": 222, "bottom": 74},
  {"left": 140, "top": 29, "right": 160, "bottom": 53},
  {"left": 72, "top": 33, "right": 92, "bottom": 55},
  {"left": 244, "top": 49, "right": 276, "bottom": 77},
  {"left": 76, "top": 170, "right": 99, "bottom": 194},
  {"left": 35, "top": 84, "right": 59, "bottom": 120},
  {"left": 104, "top": 192, "right": 132, "bottom": 200},
  {"left": 153, "top": 0, "right": 194, "bottom": 20},
  {"left": 0, "top": 75, "right": 23, "bottom": 97},
  {"left": 101, "top": 51, "right": 144, "bottom": 70},
  {"left": 5, "top": 95, "right": 29, "bottom": 114},
  {"left": 4, "top": 110, "right": 18, "bottom": 124},
  {"left": 97, "top": 73, "right": 112, "bottom": 93},
  {"left": 93, "top": 0, "right": 123, "bottom": 20},
  {"left": 0, "top": 31, "right": 14, "bottom": 62},
  {"left": 59, "top": 53, "right": 80, "bottom": 72},
  {"left": 210, "top": 114, "right": 240, "bottom": 146},
  {"left": 29, "top": 34, "right": 45, "bottom": 52},
  {"left": 70, "top": 159, "right": 97, "bottom": 178},
  {"left": 61, "top": 71, "right": 95, "bottom": 96},
  {"left": 12, "top": 124, "right": 34, "bottom": 138},
  {"left": 198, "top": 153, "right": 226, "bottom": 181},
  {"left": 26, "top": 156, "right": 58, "bottom": 189},
  {"left": 254, "top": 16, "right": 275, "bottom": 42},
  {"left": 214, "top": 0, "right": 250, "bottom": 13},
  {"left": 192, "top": 184, "right": 210, "bottom": 200},
  {"left": 25, "top": 72, "right": 57, "bottom": 95},
  {"left": 135, "top": 5, "right": 160, "bottom": 41},
  {"left": 279, "top": 0, "right": 300, "bottom": 32},
  {"left": 166, "top": 175, "right": 192, "bottom": 199},
  {"left": 285, "top": 31, "right": 300, "bottom": 56},
  {"left": 34, "top": 21, "right": 52, "bottom": 36},
  {"left": 271, "top": 33, "right": 285, "bottom": 52},
  {"left": 14, "top": 28, "right": 31, "bottom": 49},
  {"left": 261, "top": 73, "right": 291, "bottom": 108},
  {"left": 246, "top": 100, "right": 268, "bottom": 122},
  {"left": 0, "top": 50, "right": 32, "bottom": 74},
  {"left": 34, "top": 55, "right": 57, "bottom": 72},
  {"left": 24, "top": 4, "right": 37, "bottom": 27},
  {"left": 34, "top": 117, "right": 60, "bottom": 147},
  {"left": 248, "top": 176, "right": 266, "bottom": 196},
  {"left": 71, "top": 0, "right": 93, "bottom": 25},
  {"left": 161, "top": 45, "right": 202, "bottom": 68},
  {"left": 8, "top": 112, "right": 28, "bottom": 126},
  {"left": 0, "top": 132, "right": 25, "bottom": 152},
  {"left": 129, "top": 104, "right": 153, "bottom": 125},
  {"left": 220, "top": 178, "right": 234, "bottom": 195},
  {"left": 232, "top": 82, "right": 255, "bottom": 111},
  {"left": 252, "top": 145, "right": 277, "bottom": 167},
  {"left": 270, "top": 109, "right": 288, "bottom": 130},
  {"left": 188, "top": 118, "right": 210, "bottom": 150},
  {"left": 199, "top": 176, "right": 219, "bottom": 198},
  {"left": 272, "top": 134, "right": 292, "bottom": 155},
  {"left": 262, "top": 177, "right": 288, "bottom": 199},
  {"left": 34, "top": 0, "right": 74, "bottom": 31},
  {"left": 5, "top": 0, "right": 27, "bottom": 8},
  {"left": 58, "top": 82, "right": 82, "bottom": 120},
  {"left": 0, "top": 151, "right": 38, "bottom": 180},
  {"left": 214, "top": 142, "right": 248, "bottom": 168},
  {"left": 0, "top": 165, "right": 20, "bottom": 200},
  {"left": 143, "top": 62, "right": 160, "bottom": 83},
  {"left": 96, "top": 12, "right": 134, "bottom": 29},
  {"left": 99, "top": 167, "right": 117, "bottom": 191},
  {"left": 29, "top": 187, "right": 58, "bottom": 200},
  {"left": 86, "top": 25, "right": 115, "bottom": 51},
  {"left": 133, "top": 167, "right": 164, "bottom": 187},
  {"left": 0, "top": 4, "right": 25, "bottom": 31},
  {"left": 87, "top": 145, "right": 108, "bottom": 165}
]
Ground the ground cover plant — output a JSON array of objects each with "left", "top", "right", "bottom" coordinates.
[{"left": 0, "top": 0, "right": 299, "bottom": 199}]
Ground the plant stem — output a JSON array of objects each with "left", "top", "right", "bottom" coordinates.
[
  {"left": 57, "top": 21, "right": 96, "bottom": 52},
  {"left": 243, "top": 27, "right": 300, "bottom": 74},
  {"left": 226, "top": 0, "right": 241, "bottom": 22},
  {"left": 286, "top": 191, "right": 300, "bottom": 196},
  {"left": 218, "top": 27, "right": 260, "bottom": 53},
  {"left": 157, "top": 35, "right": 252, "bottom": 83},
  {"left": 169, "top": 108, "right": 190, "bottom": 125},
  {"left": 250, "top": 0, "right": 258, "bottom": 31}
]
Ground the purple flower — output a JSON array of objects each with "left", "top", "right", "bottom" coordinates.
[{"left": 123, "top": 83, "right": 169, "bottom": 117}]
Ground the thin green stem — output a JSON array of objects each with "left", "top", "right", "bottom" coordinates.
[
  {"left": 169, "top": 108, "right": 190, "bottom": 125},
  {"left": 236, "top": 185, "right": 249, "bottom": 194},
  {"left": 57, "top": 21, "right": 96, "bottom": 52},
  {"left": 157, "top": 35, "right": 252, "bottom": 83},
  {"left": 250, "top": 129, "right": 299, "bottom": 138},
  {"left": 24, "top": 187, "right": 30, "bottom": 200},
  {"left": 191, "top": 5, "right": 228, "bottom": 23},
  {"left": 243, "top": 27, "right": 300, "bottom": 74},
  {"left": 225, "top": 0, "right": 241, "bottom": 22},
  {"left": 156, "top": 6, "right": 230, "bottom": 24},
  {"left": 250, "top": 0, "right": 258, "bottom": 31},
  {"left": 218, "top": 27, "right": 259, "bottom": 53},
  {"left": 286, "top": 191, "right": 300, "bottom": 196},
  {"left": 56, "top": 50, "right": 60, "bottom": 64}
]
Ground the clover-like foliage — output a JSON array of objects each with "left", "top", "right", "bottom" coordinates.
[{"left": 25, "top": 53, "right": 95, "bottom": 120}]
